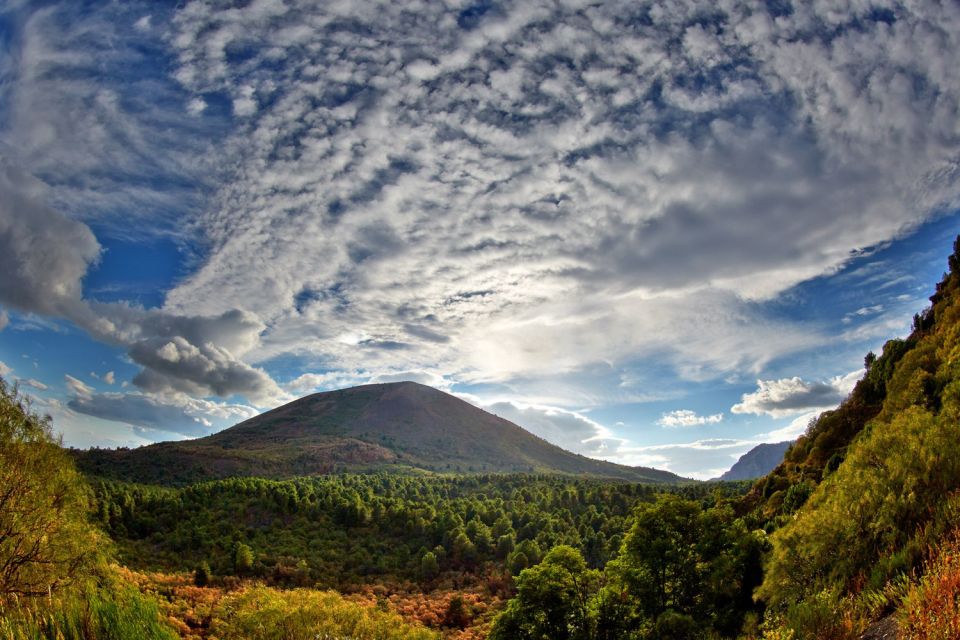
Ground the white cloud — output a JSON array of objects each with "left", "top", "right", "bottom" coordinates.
[
  {"left": 65, "top": 374, "right": 93, "bottom": 397},
  {"left": 186, "top": 97, "right": 207, "bottom": 115},
  {"left": 732, "top": 370, "right": 862, "bottom": 418},
  {"left": 0, "top": 171, "right": 287, "bottom": 406},
  {"left": 20, "top": 378, "right": 47, "bottom": 391},
  {"left": 658, "top": 409, "right": 724, "bottom": 428},
  {"left": 0, "top": 360, "right": 11, "bottom": 377},
  {"left": 607, "top": 438, "right": 759, "bottom": 480},
  {"left": 66, "top": 390, "right": 258, "bottom": 438},
  {"left": 3, "top": 0, "right": 959, "bottom": 465},
  {"left": 103, "top": 370, "right": 115, "bottom": 384},
  {"left": 155, "top": 0, "right": 959, "bottom": 396},
  {"left": 758, "top": 411, "right": 822, "bottom": 442},
  {"left": 285, "top": 371, "right": 361, "bottom": 394},
  {"left": 484, "top": 401, "right": 626, "bottom": 457}
]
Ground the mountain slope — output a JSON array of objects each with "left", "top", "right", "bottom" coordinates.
[
  {"left": 74, "top": 381, "right": 682, "bottom": 484},
  {"left": 717, "top": 441, "right": 791, "bottom": 481},
  {"left": 749, "top": 236, "right": 960, "bottom": 636}
]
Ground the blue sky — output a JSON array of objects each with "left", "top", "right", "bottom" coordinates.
[{"left": 1, "top": 0, "right": 959, "bottom": 478}]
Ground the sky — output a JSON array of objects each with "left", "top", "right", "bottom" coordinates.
[{"left": 1, "top": 0, "right": 959, "bottom": 479}]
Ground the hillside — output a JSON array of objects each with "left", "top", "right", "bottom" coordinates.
[
  {"left": 716, "top": 441, "right": 791, "bottom": 481},
  {"left": 73, "top": 381, "right": 682, "bottom": 484},
  {"left": 747, "top": 236, "right": 960, "bottom": 637}
]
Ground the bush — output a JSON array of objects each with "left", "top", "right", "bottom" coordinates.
[
  {"left": 899, "top": 534, "right": 960, "bottom": 640},
  {"left": 207, "top": 586, "right": 439, "bottom": 639}
]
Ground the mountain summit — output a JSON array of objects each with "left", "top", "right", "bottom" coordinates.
[{"left": 75, "top": 381, "right": 682, "bottom": 484}]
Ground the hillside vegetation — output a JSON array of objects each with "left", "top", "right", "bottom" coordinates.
[{"left": 753, "top": 237, "right": 960, "bottom": 637}]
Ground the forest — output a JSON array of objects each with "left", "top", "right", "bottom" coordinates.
[{"left": 5, "top": 238, "right": 960, "bottom": 638}]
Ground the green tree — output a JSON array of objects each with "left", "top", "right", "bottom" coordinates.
[
  {"left": 0, "top": 379, "right": 100, "bottom": 602},
  {"left": 233, "top": 542, "right": 254, "bottom": 576},
  {"left": 420, "top": 551, "right": 439, "bottom": 580},
  {"left": 615, "top": 494, "right": 704, "bottom": 618},
  {"left": 489, "top": 545, "right": 599, "bottom": 640}
]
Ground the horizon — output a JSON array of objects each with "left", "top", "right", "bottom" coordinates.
[{"left": 2, "top": 0, "right": 959, "bottom": 479}]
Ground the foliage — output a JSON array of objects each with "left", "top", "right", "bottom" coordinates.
[
  {"left": 0, "top": 576, "right": 177, "bottom": 640},
  {"left": 490, "top": 495, "right": 765, "bottom": 640},
  {"left": 90, "top": 473, "right": 739, "bottom": 587},
  {"left": 489, "top": 546, "right": 599, "bottom": 640},
  {"left": 757, "top": 237, "right": 960, "bottom": 636},
  {"left": 898, "top": 532, "right": 960, "bottom": 640},
  {"left": 206, "top": 585, "right": 440, "bottom": 640},
  {"left": 0, "top": 379, "right": 102, "bottom": 604}
]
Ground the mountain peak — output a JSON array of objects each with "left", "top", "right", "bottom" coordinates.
[{"left": 74, "top": 382, "right": 684, "bottom": 485}]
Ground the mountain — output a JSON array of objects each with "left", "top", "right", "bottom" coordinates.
[
  {"left": 73, "top": 381, "right": 683, "bottom": 484},
  {"left": 717, "top": 441, "right": 792, "bottom": 481}
]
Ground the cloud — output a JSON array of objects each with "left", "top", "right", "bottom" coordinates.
[
  {"left": 153, "top": 0, "right": 959, "bottom": 394},
  {"left": 0, "top": 159, "right": 286, "bottom": 406},
  {"left": 4, "top": 0, "right": 960, "bottom": 462},
  {"left": 67, "top": 390, "right": 258, "bottom": 439},
  {"left": 758, "top": 411, "right": 822, "bottom": 443},
  {"left": 0, "top": 309, "right": 8, "bottom": 331},
  {"left": 732, "top": 370, "right": 862, "bottom": 418},
  {"left": 1, "top": 2, "right": 218, "bottom": 235},
  {"left": 285, "top": 371, "right": 361, "bottom": 395},
  {"left": 0, "top": 360, "right": 10, "bottom": 377},
  {"left": 20, "top": 378, "right": 47, "bottom": 391},
  {"left": 607, "top": 438, "right": 759, "bottom": 480},
  {"left": 658, "top": 410, "right": 724, "bottom": 428},
  {"left": 0, "top": 162, "right": 101, "bottom": 320},
  {"left": 103, "top": 371, "right": 115, "bottom": 385},
  {"left": 483, "top": 401, "right": 626, "bottom": 457},
  {"left": 65, "top": 374, "right": 93, "bottom": 397}
]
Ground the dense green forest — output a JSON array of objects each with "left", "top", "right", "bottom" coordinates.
[
  {"left": 91, "top": 474, "right": 742, "bottom": 586},
  {"left": 6, "top": 239, "right": 960, "bottom": 638}
]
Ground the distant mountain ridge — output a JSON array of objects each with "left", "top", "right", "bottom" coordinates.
[
  {"left": 73, "top": 381, "right": 684, "bottom": 485},
  {"left": 717, "top": 441, "right": 792, "bottom": 481}
]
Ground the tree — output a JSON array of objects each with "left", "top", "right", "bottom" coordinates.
[
  {"left": 489, "top": 545, "right": 599, "bottom": 640},
  {"left": 0, "top": 379, "right": 100, "bottom": 603},
  {"left": 194, "top": 561, "right": 211, "bottom": 587},
  {"left": 233, "top": 542, "right": 254, "bottom": 576},
  {"left": 420, "top": 551, "right": 439, "bottom": 580}
]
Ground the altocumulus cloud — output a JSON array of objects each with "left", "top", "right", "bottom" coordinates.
[
  {"left": 161, "top": 0, "right": 960, "bottom": 392},
  {"left": 1, "top": 0, "right": 959, "bottom": 455}
]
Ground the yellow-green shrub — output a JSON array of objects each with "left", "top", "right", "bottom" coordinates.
[{"left": 208, "top": 586, "right": 440, "bottom": 640}]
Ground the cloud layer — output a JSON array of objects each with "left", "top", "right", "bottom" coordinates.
[
  {"left": 1, "top": 0, "right": 958, "bottom": 470},
  {"left": 160, "top": 0, "right": 960, "bottom": 391}
]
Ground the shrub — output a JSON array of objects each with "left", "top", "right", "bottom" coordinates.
[{"left": 899, "top": 534, "right": 960, "bottom": 640}]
